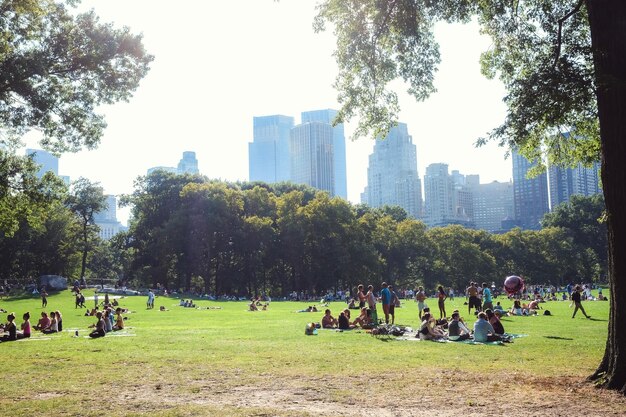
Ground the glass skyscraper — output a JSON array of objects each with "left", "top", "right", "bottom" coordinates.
[
  {"left": 301, "top": 109, "right": 347, "bottom": 199},
  {"left": 512, "top": 151, "right": 549, "bottom": 229},
  {"left": 548, "top": 162, "right": 601, "bottom": 209},
  {"left": 26, "top": 148, "right": 58, "bottom": 178},
  {"left": 177, "top": 151, "right": 199, "bottom": 175},
  {"left": 248, "top": 115, "right": 294, "bottom": 183},
  {"left": 290, "top": 122, "right": 334, "bottom": 195},
  {"left": 362, "top": 123, "right": 423, "bottom": 219}
]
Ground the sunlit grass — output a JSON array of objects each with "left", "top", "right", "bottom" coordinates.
[{"left": 0, "top": 290, "right": 609, "bottom": 416}]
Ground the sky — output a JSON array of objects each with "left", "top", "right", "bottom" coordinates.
[{"left": 23, "top": 0, "right": 512, "bottom": 224}]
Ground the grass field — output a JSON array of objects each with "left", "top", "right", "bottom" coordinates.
[{"left": 0, "top": 290, "right": 624, "bottom": 416}]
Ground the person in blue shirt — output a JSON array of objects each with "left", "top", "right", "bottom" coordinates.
[
  {"left": 482, "top": 282, "right": 493, "bottom": 311},
  {"left": 380, "top": 282, "right": 392, "bottom": 324},
  {"left": 473, "top": 312, "right": 501, "bottom": 342}
]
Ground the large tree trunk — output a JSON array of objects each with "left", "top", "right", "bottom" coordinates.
[{"left": 586, "top": 0, "right": 626, "bottom": 393}]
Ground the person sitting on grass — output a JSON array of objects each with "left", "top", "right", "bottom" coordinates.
[
  {"left": 113, "top": 308, "right": 124, "bottom": 331},
  {"left": 493, "top": 301, "right": 505, "bottom": 317},
  {"left": 55, "top": 311, "right": 63, "bottom": 332},
  {"left": 338, "top": 310, "right": 354, "bottom": 330},
  {"left": 17, "top": 312, "right": 31, "bottom": 339},
  {"left": 485, "top": 309, "right": 505, "bottom": 335},
  {"left": 0, "top": 313, "right": 17, "bottom": 342},
  {"left": 34, "top": 312, "right": 51, "bottom": 331},
  {"left": 417, "top": 313, "right": 446, "bottom": 341},
  {"left": 351, "top": 307, "right": 370, "bottom": 328},
  {"left": 321, "top": 309, "right": 338, "bottom": 328},
  {"left": 103, "top": 308, "right": 113, "bottom": 333},
  {"left": 42, "top": 311, "right": 58, "bottom": 334},
  {"left": 473, "top": 312, "right": 502, "bottom": 342},
  {"left": 249, "top": 300, "right": 259, "bottom": 311},
  {"left": 509, "top": 300, "right": 524, "bottom": 316},
  {"left": 89, "top": 311, "right": 106, "bottom": 338},
  {"left": 447, "top": 311, "right": 471, "bottom": 341},
  {"left": 347, "top": 298, "right": 357, "bottom": 309}
]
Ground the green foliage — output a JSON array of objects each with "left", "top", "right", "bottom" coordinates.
[
  {"left": 0, "top": 0, "right": 153, "bottom": 152},
  {"left": 315, "top": 0, "right": 600, "bottom": 168},
  {"left": 123, "top": 176, "right": 607, "bottom": 295}
]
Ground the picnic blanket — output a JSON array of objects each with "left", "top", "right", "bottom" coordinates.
[{"left": 396, "top": 333, "right": 527, "bottom": 344}]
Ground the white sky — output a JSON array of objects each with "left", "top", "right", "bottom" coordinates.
[{"left": 24, "top": 0, "right": 512, "bottom": 224}]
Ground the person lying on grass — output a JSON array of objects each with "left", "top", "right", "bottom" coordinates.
[
  {"left": 447, "top": 311, "right": 471, "bottom": 341},
  {"left": 321, "top": 309, "right": 338, "bottom": 328},
  {"left": 473, "top": 312, "right": 502, "bottom": 342},
  {"left": 417, "top": 313, "right": 446, "bottom": 341}
]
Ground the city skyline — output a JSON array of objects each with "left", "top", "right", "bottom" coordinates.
[{"left": 19, "top": 1, "right": 513, "bottom": 224}]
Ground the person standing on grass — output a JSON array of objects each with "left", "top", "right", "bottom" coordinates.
[
  {"left": 415, "top": 286, "right": 427, "bottom": 319},
  {"left": 437, "top": 285, "right": 447, "bottom": 319},
  {"left": 466, "top": 282, "right": 481, "bottom": 315},
  {"left": 147, "top": 289, "right": 155, "bottom": 309},
  {"left": 366, "top": 285, "right": 378, "bottom": 324},
  {"left": 41, "top": 288, "right": 48, "bottom": 308},
  {"left": 571, "top": 285, "right": 591, "bottom": 319},
  {"left": 356, "top": 284, "right": 366, "bottom": 309},
  {"left": 482, "top": 282, "right": 493, "bottom": 312},
  {"left": 380, "top": 282, "right": 392, "bottom": 324},
  {"left": 389, "top": 285, "right": 400, "bottom": 324}
]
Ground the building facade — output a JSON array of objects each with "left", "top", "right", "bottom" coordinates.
[
  {"left": 26, "top": 148, "right": 58, "bottom": 178},
  {"left": 94, "top": 195, "right": 127, "bottom": 240},
  {"left": 548, "top": 162, "right": 601, "bottom": 209},
  {"left": 248, "top": 115, "right": 294, "bottom": 183},
  {"left": 289, "top": 122, "right": 334, "bottom": 195},
  {"left": 468, "top": 177, "right": 515, "bottom": 232},
  {"left": 177, "top": 151, "right": 199, "bottom": 175},
  {"left": 512, "top": 151, "right": 549, "bottom": 229},
  {"left": 362, "top": 123, "right": 423, "bottom": 219},
  {"left": 301, "top": 109, "right": 348, "bottom": 200}
]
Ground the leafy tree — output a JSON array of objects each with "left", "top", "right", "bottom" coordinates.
[
  {"left": 315, "top": 0, "right": 626, "bottom": 392},
  {"left": 66, "top": 177, "right": 106, "bottom": 280}
]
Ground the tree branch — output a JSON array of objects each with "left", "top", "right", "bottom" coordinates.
[{"left": 553, "top": 0, "right": 585, "bottom": 67}]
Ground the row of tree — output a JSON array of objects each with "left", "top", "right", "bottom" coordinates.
[{"left": 108, "top": 171, "right": 607, "bottom": 296}]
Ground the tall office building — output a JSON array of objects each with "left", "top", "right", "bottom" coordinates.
[
  {"left": 289, "top": 122, "right": 334, "bottom": 195},
  {"left": 362, "top": 123, "right": 423, "bottom": 219},
  {"left": 424, "top": 163, "right": 454, "bottom": 226},
  {"left": 548, "top": 162, "right": 601, "bottom": 209},
  {"left": 26, "top": 148, "right": 58, "bottom": 178},
  {"left": 94, "top": 195, "right": 127, "bottom": 240},
  {"left": 467, "top": 176, "right": 515, "bottom": 232},
  {"left": 248, "top": 115, "right": 294, "bottom": 183},
  {"left": 512, "top": 151, "right": 549, "bottom": 229},
  {"left": 301, "top": 109, "right": 348, "bottom": 200},
  {"left": 177, "top": 151, "right": 199, "bottom": 175}
]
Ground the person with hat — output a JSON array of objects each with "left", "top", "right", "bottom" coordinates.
[{"left": 571, "top": 285, "right": 591, "bottom": 319}]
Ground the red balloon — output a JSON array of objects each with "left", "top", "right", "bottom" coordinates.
[{"left": 504, "top": 275, "right": 524, "bottom": 295}]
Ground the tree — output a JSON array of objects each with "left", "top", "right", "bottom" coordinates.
[
  {"left": 316, "top": 0, "right": 626, "bottom": 393},
  {"left": 66, "top": 177, "right": 106, "bottom": 280}
]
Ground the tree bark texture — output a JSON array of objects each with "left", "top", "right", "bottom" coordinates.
[{"left": 586, "top": 0, "right": 626, "bottom": 393}]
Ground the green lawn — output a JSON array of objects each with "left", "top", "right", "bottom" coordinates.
[{"left": 0, "top": 290, "right": 614, "bottom": 416}]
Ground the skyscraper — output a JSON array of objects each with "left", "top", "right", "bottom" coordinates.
[
  {"left": 301, "top": 109, "right": 348, "bottom": 199},
  {"left": 290, "top": 122, "right": 334, "bottom": 195},
  {"left": 362, "top": 123, "right": 423, "bottom": 219},
  {"left": 512, "top": 151, "right": 549, "bottom": 229},
  {"left": 94, "top": 195, "right": 127, "bottom": 240},
  {"left": 26, "top": 148, "right": 58, "bottom": 178},
  {"left": 548, "top": 162, "right": 601, "bottom": 209},
  {"left": 248, "top": 115, "right": 294, "bottom": 183},
  {"left": 423, "top": 163, "right": 475, "bottom": 227},
  {"left": 177, "top": 151, "right": 199, "bottom": 175},
  {"left": 467, "top": 177, "right": 515, "bottom": 232}
]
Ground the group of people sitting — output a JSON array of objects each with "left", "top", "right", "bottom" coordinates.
[
  {"left": 249, "top": 297, "right": 269, "bottom": 311},
  {"left": 0, "top": 311, "right": 33, "bottom": 341},
  {"left": 34, "top": 310, "right": 63, "bottom": 334},
  {"left": 88, "top": 307, "right": 125, "bottom": 338},
  {"left": 321, "top": 307, "right": 378, "bottom": 330},
  {"left": 418, "top": 308, "right": 509, "bottom": 342},
  {"left": 179, "top": 299, "right": 196, "bottom": 308}
]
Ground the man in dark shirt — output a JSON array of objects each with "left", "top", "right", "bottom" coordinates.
[{"left": 571, "top": 285, "right": 591, "bottom": 319}]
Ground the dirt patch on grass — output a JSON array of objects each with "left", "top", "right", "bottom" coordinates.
[{"left": 118, "top": 370, "right": 626, "bottom": 416}]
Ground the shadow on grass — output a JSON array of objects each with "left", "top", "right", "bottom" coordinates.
[
  {"left": 544, "top": 336, "right": 574, "bottom": 341},
  {"left": 586, "top": 317, "right": 606, "bottom": 322}
]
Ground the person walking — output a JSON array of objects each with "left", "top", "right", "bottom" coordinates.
[
  {"left": 437, "top": 285, "right": 447, "bottom": 319},
  {"left": 571, "top": 285, "right": 591, "bottom": 319}
]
